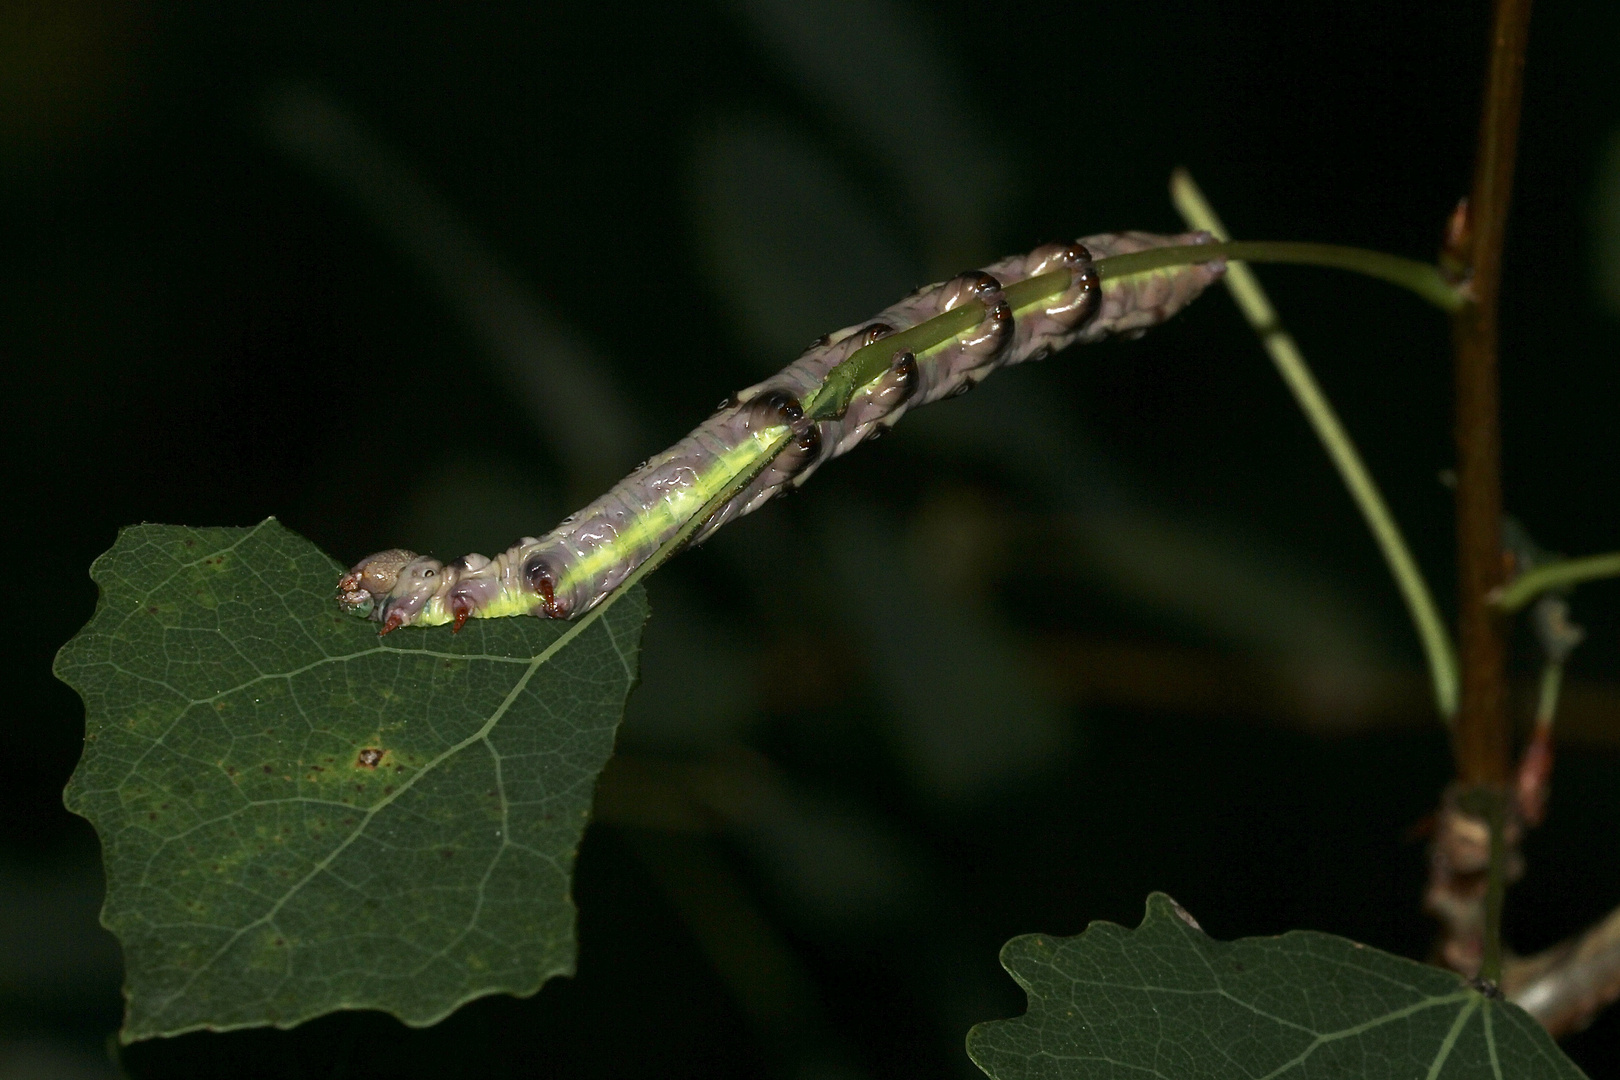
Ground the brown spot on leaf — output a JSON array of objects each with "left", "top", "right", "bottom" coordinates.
[
  {"left": 441, "top": 849, "right": 455, "bottom": 860},
  {"left": 356, "top": 748, "right": 384, "bottom": 769},
  {"left": 262, "top": 765, "right": 273, "bottom": 774}
]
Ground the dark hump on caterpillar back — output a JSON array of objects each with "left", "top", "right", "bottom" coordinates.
[
  {"left": 744, "top": 389, "right": 804, "bottom": 428},
  {"left": 522, "top": 551, "right": 567, "bottom": 618},
  {"left": 891, "top": 350, "right": 919, "bottom": 399},
  {"left": 954, "top": 270, "right": 1002, "bottom": 299}
]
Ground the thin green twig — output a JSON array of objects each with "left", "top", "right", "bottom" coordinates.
[
  {"left": 1482, "top": 789, "right": 1507, "bottom": 984},
  {"left": 586, "top": 430, "right": 792, "bottom": 627},
  {"left": 807, "top": 235, "right": 1459, "bottom": 427},
  {"left": 1170, "top": 167, "right": 1461, "bottom": 722},
  {"left": 1098, "top": 240, "right": 1467, "bottom": 313},
  {"left": 1534, "top": 661, "right": 1564, "bottom": 731},
  {"left": 1494, "top": 551, "right": 1620, "bottom": 613}
]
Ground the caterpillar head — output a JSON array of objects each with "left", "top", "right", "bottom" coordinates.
[
  {"left": 336, "top": 548, "right": 417, "bottom": 616},
  {"left": 337, "top": 549, "right": 451, "bottom": 633}
]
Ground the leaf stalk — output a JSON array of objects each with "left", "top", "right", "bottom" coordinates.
[
  {"left": 1170, "top": 169, "right": 1460, "bottom": 721},
  {"left": 806, "top": 241, "right": 1463, "bottom": 426},
  {"left": 1494, "top": 551, "right": 1620, "bottom": 613},
  {"left": 1099, "top": 241, "right": 1466, "bottom": 313}
]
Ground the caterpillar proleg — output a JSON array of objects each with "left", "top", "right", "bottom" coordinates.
[{"left": 338, "top": 230, "right": 1225, "bottom": 632}]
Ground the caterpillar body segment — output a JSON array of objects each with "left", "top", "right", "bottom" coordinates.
[{"left": 338, "top": 231, "right": 1224, "bottom": 631}]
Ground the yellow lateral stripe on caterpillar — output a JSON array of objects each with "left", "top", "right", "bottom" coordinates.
[{"left": 337, "top": 231, "right": 1225, "bottom": 632}]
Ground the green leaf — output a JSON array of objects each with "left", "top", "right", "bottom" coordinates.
[
  {"left": 967, "top": 893, "right": 1586, "bottom": 1080},
  {"left": 54, "top": 519, "right": 648, "bottom": 1041}
]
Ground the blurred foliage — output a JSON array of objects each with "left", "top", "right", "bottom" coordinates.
[
  {"left": 6, "top": 0, "right": 1620, "bottom": 1077},
  {"left": 968, "top": 894, "right": 1583, "bottom": 1080}
]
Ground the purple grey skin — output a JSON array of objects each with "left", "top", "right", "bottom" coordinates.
[{"left": 337, "top": 230, "right": 1225, "bottom": 633}]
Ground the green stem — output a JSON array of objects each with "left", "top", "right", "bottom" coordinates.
[
  {"left": 1099, "top": 241, "right": 1467, "bottom": 313},
  {"left": 1171, "top": 169, "right": 1460, "bottom": 721},
  {"left": 616, "top": 430, "right": 792, "bottom": 601},
  {"left": 1534, "top": 660, "right": 1564, "bottom": 730},
  {"left": 803, "top": 305, "right": 983, "bottom": 420},
  {"left": 804, "top": 240, "right": 1461, "bottom": 425},
  {"left": 802, "top": 270, "right": 1074, "bottom": 419},
  {"left": 1454, "top": 784, "right": 1510, "bottom": 986},
  {"left": 1495, "top": 551, "right": 1620, "bottom": 613},
  {"left": 1482, "top": 789, "right": 1507, "bottom": 984}
]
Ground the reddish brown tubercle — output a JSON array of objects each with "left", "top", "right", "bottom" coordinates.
[{"left": 337, "top": 232, "right": 1224, "bottom": 631}]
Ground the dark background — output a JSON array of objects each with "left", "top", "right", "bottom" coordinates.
[{"left": 4, "top": 1, "right": 1619, "bottom": 1077}]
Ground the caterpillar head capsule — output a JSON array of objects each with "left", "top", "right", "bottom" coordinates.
[
  {"left": 336, "top": 232, "right": 1223, "bottom": 632},
  {"left": 337, "top": 548, "right": 418, "bottom": 616}
]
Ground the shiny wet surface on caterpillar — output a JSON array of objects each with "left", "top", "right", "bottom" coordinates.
[{"left": 336, "top": 230, "right": 1223, "bottom": 632}]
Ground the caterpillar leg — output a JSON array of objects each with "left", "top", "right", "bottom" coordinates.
[
  {"left": 442, "top": 552, "right": 508, "bottom": 630},
  {"left": 917, "top": 270, "right": 1013, "bottom": 403},
  {"left": 449, "top": 593, "right": 475, "bottom": 633},
  {"left": 521, "top": 553, "right": 567, "bottom": 619},
  {"left": 336, "top": 548, "right": 416, "bottom": 617},
  {"left": 337, "top": 548, "right": 450, "bottom": 633},
  {"left": 797, "top": 347, "right": 920, "bottom": 480},
  {"left": 691, "top": 390, "right": 819, "bottom": 541},
  {"left": 337, "top": 231, "right": 1223, "bottom": 631},
  {"left": 340, "top": 549, "right": 506, "bottom": 634},
  {"left": 378, "top": 556, "right": 448, "bottom": 633}
]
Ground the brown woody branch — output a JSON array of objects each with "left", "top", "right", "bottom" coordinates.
[
  {"left": 1507, "top": 905, "right": 1620, "bottom": 1037},
  {"left": 1450, "top": 0, "right": 1532, "bottom": 792},
  {"left": 1436, "top": 0, "right": 1533, "bottom": 987}
]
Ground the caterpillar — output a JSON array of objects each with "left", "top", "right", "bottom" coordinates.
[{"left": 338, "top": 231, "right": 1225, "bottom": 633}]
